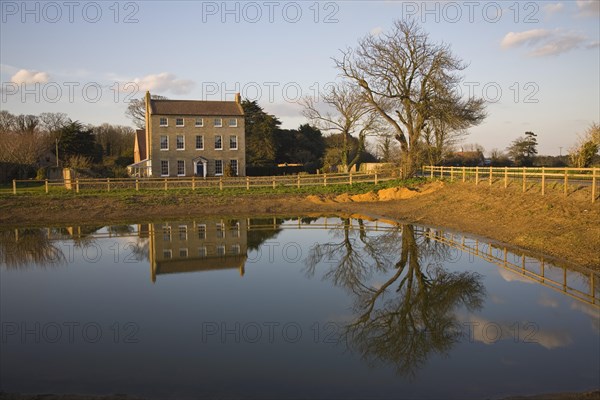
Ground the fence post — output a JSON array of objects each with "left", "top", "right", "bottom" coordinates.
[
  {"left": 440, "top": 166, "right": 444, "bottom": 179},
  {"left": 247, "top": 177, "right": 250, "bottom": 190},
  {"left": 272, "top": 177, "right": 276, "bottom": 189},
  {"left": 136, "top": 179, "right": 139, "bottom": 191},
  {"left": 541, "top": 167, "right": 545, "bottom": 196},
  {"left": 12, "top": 179, "right": 16, "bottom": 195},
  {"left": 564, "top": 170, "right": 568, "bottom": 196},
  {"left": 475, "top": 167, "right": 479, "bottom": 185},
  {"left": 107, "top": 178, "right": 111, "bottom": 192},
  {"left": 450, "top": 166, "right": 454, "bottom": 182},
  {"left": 323, "top": 173, "right": 327, "bottom": 187},
  {"left": 430, "top": 166, "right": 434, "bottom": 179},
  {"left": 349, "top": 172, "right": 353, "bottom": 185},
  {"left": 374, "top": 172, "right": 378, "bottom": 185},
  {"left": 489, "top": 167, "right": 493, "bottom": 186},
  {"left": 219, "top": 178, "right": 223, "bottom": 191},
  {"left": 76, "top": 179, "right": 80, "bottom": 193},
  {"left": 522, "top": 167, "right": 526, "bottom": 193},
  {"left": 504, "top": 167, "right": 508, "bottom": 189},
  {"left": 297, "top": 174, "right": 300, "bottom": 189},
  {"left": 192, "top": 176, "right": 195, "bottom": 190},
  {"left": 45, "top": 179, "right": 49, "bottom": 194},
  {"left": 164, "top": 178, "right": 167, "bottom": 191},
  {"left": 592, "top": 168, "right": 597, "bottom": 203},
  {"left": 462, "top": 167, "right": 466, "bottom": 183}
]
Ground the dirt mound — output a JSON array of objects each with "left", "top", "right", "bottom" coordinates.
[
  {"left": 350, "top": 192, "right": 379, "bottom": 202},
  {"left": 334, "top": 193, "right": 354, "bottom": 203},
  {"left": 377, "top": 187, "right": 419, "bottom": 201}
]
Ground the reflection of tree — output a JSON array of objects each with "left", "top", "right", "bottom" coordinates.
[
  {"left": 247, "top": 218, "right": 284, "bottom": 251},
  {"left": 306, "top": 221, "right": 485, "bottom": 378},
  {"left": 107, "top": 225, "right": 135, "bottom": 236},
  {"left": 0, "top": 229, "right": 65, "bottom": 269}
]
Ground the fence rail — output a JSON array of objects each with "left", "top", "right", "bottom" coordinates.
[
  {"left": 423, "top": 166, "right": 599, "bottom": 203},
  {"left": 4, "top": 170, "right": 400, "bottom": 195}
]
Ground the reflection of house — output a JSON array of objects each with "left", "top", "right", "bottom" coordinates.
[
  {"left": 129, "top": 91, "right": 245, "bottom": 177},
  {"left": 145, "top": 220, "right": 248, "bottom": 283}
]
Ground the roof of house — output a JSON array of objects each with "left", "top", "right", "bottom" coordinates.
[{"left": 150, "top": 99, "right": 244, "bottom": 116}]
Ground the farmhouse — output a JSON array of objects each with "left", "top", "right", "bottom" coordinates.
[{"left": 129, "top": 91, "right": 245, "bottom": 177}]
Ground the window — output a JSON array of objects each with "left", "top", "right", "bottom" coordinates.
[
  {"left": 160, "top": 117, "right": 168, "bottom": 127},
  {"left": 176, "top": 118, "right": 184, "bottom": 127},
  {"left": 195, "top": 118, "right": 203, "bottom": 127},
  {"left": 229, "top": 135, "right": 238, "bottom": 150},
  {"left": 198, "top": 247, "right": 207, "bottom": 257},
  {"left": 229, "top": 221, "right": 240, "bottom": 238},
  {"left": 228, "top": 118, "right": 237, "bottom": 127},
  {"left": 216, "top": 222, "right": 224, "bottom": 239},
  {"left": 217, "top": 245, "right": 226, "bottom": 257},
  {"left": 160, "top": 135, "right": 168, "bottom": 150},
  {"left": 195, "top": 135, "right": 204, "bottom": 150},
  {"left": 161, "top": 160, "right": 169, "bottom": 176},
  {"left": 215, "top": 160, "right": 223, "bottom": 176},
  {"left": 163, "top": 249, "right": 172, "bottom": 259},
  {"left": 197, "top": 224, "right": 206, "bottom": 240},
  {"left": 214, "top": 118, "right": 222, "bottom": 127},
  {"left": 179, "top": 248, "right": 188, "bottom": 258},
  {"left": 177, "top": 160, "right": 185, "bottom": 176},
  {"left": 162, "top": 225, "right": 171, "bottom": 242},
  {"left": 178, "top": 225, "right": 187, "bottom": 241},
  {"left": 229, "top": 159, "right": 238, "bottom": 176},
  {"left": 214, "top": 135, "right": 222, "bottom": 150},
  {"left": 176, "top": 135, "right": 184, "bottom": 150},
  {"left": 231, "top": 244, "right": 241, "bottom": 255}
]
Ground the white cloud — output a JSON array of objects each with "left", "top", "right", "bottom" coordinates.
[
  {"left": 576, "top": 0, "right": 600, "bottom": 17},
  {"left": 543, "top": 3, "right": 564, "bottom": 15},
  {"left": 125, "top": 73, "right": 195, "bottom": 95},
  {"left": 586, "top": 41, "right": 600, "bottom": 49},
  {"left": 501, "top": 29, "right": 551, "bottom": 48},
  {"left": 501, "top": 29, "right": 588, "bottom": 57},
  {"left": 370, "top": 26, "right": 383, "bottom": 36},
  {"left": 10, "top": 69, "right": 50, "bottom": 84}
]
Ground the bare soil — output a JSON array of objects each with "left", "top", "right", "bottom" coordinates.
[{"left": 1, "top": 181, "right": 598, "bottom": 269}]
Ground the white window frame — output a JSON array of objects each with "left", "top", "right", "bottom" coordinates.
[
  {"left": 159, "top": 117, "right": 168, "bottom": 127},
  {"left": 229, "top": 159, "right": 238, "bottom": 176},
  {"left": 229, "top": 135, "right": 238, "bottom": 150},
  {"left": 195, "top": 118, "right": 203, "bottom": 127},
  {"left": 176, "top": 135, "right": 185, "bottom": 150},
  {"left": 228, "top": 118, "right": 237, "bottom": 127},
  {"left": 162, "top": 225, "right": 171, "bottom": 242},
  {"left": 197, "top": 224, "right": 206, "bottom": 239},
  {"left": 231, "top": 244, "right": 241, "bottom": 255},
  {"left": 161, "top": 160, "right": 169, "bottom": 177},
  {"left": 160, "top": 135, "right": 169, "bottom": 151},
  {"left": 215, "top": 159, "right": 223, "bottom": 176},
  {"left": 178, "top": 225, "right": 187, "bottom": 241},
  {"left": 195, "top": 135, "right": 204, "bottom": 150},
  {"left": 179, "top": 248, "right": 188, "bottom": 258},
  {"left": 176, "top": 118, "right": 184, "bottom": 127},
  {"left": 214, "top": 118, "right": 222, "bottom": 128},
  {"left": 177, "top": 160, "right": 185, "bottom": 176},
  {"left": 216, "top": 245, "right": 226, "bottom": 257},
  {"left": 163, "top": 249, "right": 172, "bottom": 259},
  {"left": 198, "top": 247, "right": 207, "bottom": 257},
  {"left": 214, "top": 135, "right": 223, "bottom": 150}
]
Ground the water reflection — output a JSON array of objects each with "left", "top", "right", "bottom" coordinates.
[{"left": 305, "top": 221, "right": 486, "bottom": 378}]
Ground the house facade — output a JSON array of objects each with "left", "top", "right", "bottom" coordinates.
[{"left": 130, "top": 91, "right": 245, "bottom": 177}]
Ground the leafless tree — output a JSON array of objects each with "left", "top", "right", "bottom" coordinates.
[
  {"left": 301, "top": 82, "right": 379, "bottom": 172},
  {"left": 334, "top": 20, "right": 486, "bottom": 177},
  {"left": 125, "top": 94, "right": 168, "bottom": 128}
]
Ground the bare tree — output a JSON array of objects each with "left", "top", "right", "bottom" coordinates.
[
  {"left": 301, "top": 82, "right": 379, "bottom": 172},
  {"left": 334, "top": 20, "right": 486, "bottom": 177},
  {"left": 39, "top": 112, "right": 70, "bottom": 134},
  {"left": 125, "top": 94, "right": 168, "bottom": 128}
]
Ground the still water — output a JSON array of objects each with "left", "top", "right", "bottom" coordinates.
[{"left": 1, "top": 217, "right": 599, "bottom": 399}]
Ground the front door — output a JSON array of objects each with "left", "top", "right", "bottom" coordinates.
[{"left": 196, "top": 162, "right": 204, "bottom": 177}]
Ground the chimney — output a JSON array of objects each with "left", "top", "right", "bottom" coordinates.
[{"left": 234, "top": 92, "right": 241, "bottom": 103}]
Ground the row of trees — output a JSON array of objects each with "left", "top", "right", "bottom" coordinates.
[{"left": 0, "top": 110, "right": 134, "bottom": 181}]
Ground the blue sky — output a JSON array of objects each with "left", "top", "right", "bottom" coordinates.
[{"left": 1, "top": 0, "right": 599, "bottom": 155}]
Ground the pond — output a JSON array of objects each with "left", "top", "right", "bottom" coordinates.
[{"left": 1, "top": 216, "right": 599, "bottom": 399}]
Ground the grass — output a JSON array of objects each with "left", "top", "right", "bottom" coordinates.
[{"left": 0, "top": 178, "right": 426, "bottom": 200}]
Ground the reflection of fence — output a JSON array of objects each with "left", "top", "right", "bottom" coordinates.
[
  {"left": 6, "top": 171, "right": 399, "bottom": 195},
  {"left": 423, "top": 166, "right": 599, "bottom": 203},
  {"left": 422, "top": 229, "right": 599, "bottom": 308}
]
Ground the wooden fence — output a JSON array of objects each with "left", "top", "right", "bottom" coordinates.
[
  {"left": 423, "top": 166, "right": 599, "bottom": 203},
  {"left": 5, "top": 170, "right": 399, "bottom": 195}
]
